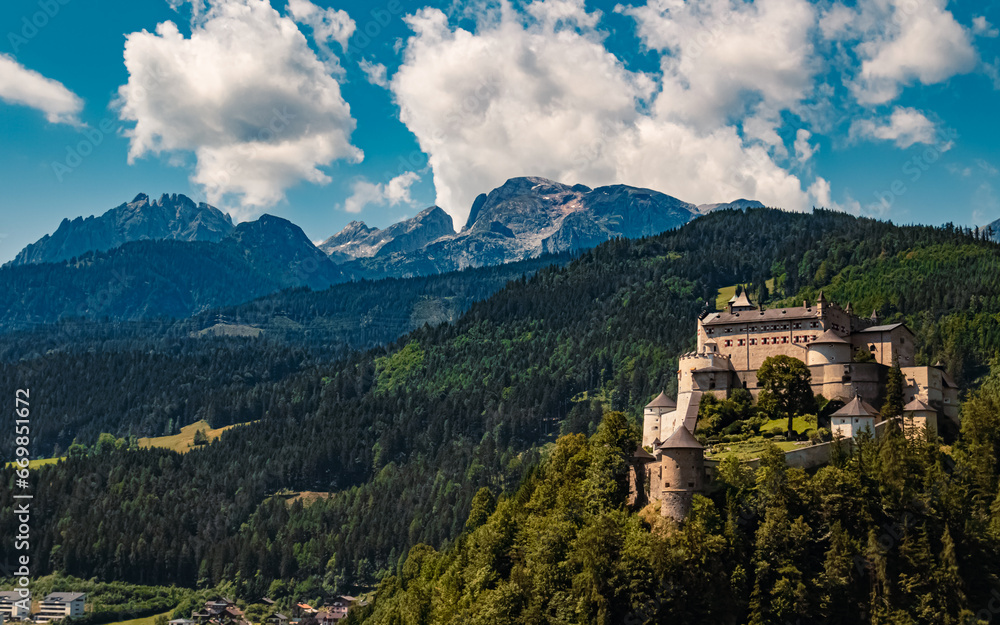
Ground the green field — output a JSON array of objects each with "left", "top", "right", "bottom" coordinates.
[
  {"left": 715, "top": 280, "right": 776, "bottom": 311},
  {"left": 759, "top": 414, "right": 818, "bottom": 435},
  {"left": 102, "top": 611, "right": 173, "bottom": 625},
  {"left": 706, "top": 438, "right": 804, "bottom": 461}
]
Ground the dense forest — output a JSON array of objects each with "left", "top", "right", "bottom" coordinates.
[
  {"left": 347, "top": 371, "right": 1000, "bottom": 624},
  {"left": 0, "top": 254, "right": 567, "bottom": 453},
  {"left": 2, "top": 208, "right": 1000, "bottom": 612}
]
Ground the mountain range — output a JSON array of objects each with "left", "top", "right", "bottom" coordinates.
[
  {"left": 325, "top": 177, "right": 740, "bottom": 278},
  {"left": 1, "top": 177, "right": 762, "bottom": 329},
  {"left": 8, "top": 193, "right": 234, "bottom": 267}
]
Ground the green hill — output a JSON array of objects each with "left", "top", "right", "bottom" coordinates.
[{"left": 2, "top": 208, "right": 999, "bottom": 613}]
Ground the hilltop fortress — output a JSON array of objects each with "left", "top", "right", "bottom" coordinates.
[{"left": 635, "top": 291, "right": 960, "bottom": 521}]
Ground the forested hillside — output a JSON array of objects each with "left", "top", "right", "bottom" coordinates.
[
  {"left": 0, "top": 255, "right": 567, "bottom": 453},
  {"left": 348, "top": 374, "right": 1000, "bottom": 625},
  {"left": 3, "top": 208, "right": 999, "bottom": 602}
]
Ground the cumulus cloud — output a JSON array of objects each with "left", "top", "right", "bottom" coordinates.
[
  {"left": 391, "top": 2, "right": 822, "bottom": 226},
  {"left": 359, "top": 58, "right": 389, "bottom": 87},
  {"left": 827, "top": 0, "right": 977, "bottom": 104},
  {"left": 117, "top": 0, "right": 362, "bottom": 213},
  {"left": 286, "top": 0, "right": 355, "bottom": 73},
  {"left": 973, "top": 16, "right": 999, "bottom": 38},
  {"left": 850, "top": 107, "right": 941, "bottom": 149},
  {"left": 343, "top": 171, "right": 421, "bottom": 214},
  {"left": 794, "top": 128, "right": 817, "bottom": 163},
  {"left": 623, "top": 0, "right": 819, "bottom": 131},
  {"left": 0, "top": 55, "right": 83, "bottom": 125}
]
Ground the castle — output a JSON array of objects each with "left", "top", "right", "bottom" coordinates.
[{"left": 634, "top": 291, "right": 960, "bottom": 521}]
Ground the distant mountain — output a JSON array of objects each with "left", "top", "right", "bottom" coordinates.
[
  {"left": 318, "top": 206, "right": 454, "bottom": 263},
  {"left": 983, "top": 218, "right": 1000, "bottom": 242},
  {"left": 332, "top": 177, "right": 702, "bottom": 279},
  {"left": 222, "top": 214, "right": 342, "bottom": 291},
  {"left": 0, "top": 213, "right": 342, "bottom": 331},
  {"left": 697, "top": 198, "right": 766, "bottom": 213},
  {"left": 9, "top": 193, "right": 234, "bottom": 266}
]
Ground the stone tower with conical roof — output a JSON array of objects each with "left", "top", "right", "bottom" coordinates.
[
  {"left": 652, "top": 425, "right": 706, "bottom": 522},
  {"left": 642, "top": 391, "right": 677, "bottom": 448}
]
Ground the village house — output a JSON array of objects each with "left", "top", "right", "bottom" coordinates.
[
  {"left": 0, "top": 592, "right": 31, "bottom": 621},
  {"left": 35, "top": 593, "right": 86, "bottom": 623}
]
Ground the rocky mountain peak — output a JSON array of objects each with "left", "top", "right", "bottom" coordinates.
[{"left": 8, "top": 193, "right": 235, "bottom": 267}]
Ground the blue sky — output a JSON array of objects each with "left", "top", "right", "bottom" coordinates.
[{"left": 1, "top": 0, "right": 999, "bottom": 263}]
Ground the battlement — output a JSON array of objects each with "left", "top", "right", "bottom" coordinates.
[{"left": 679, "top": 351, "right": 732, "bottom": 360}]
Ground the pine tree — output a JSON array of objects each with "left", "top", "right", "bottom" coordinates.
[{"left": 882, "top": 359, "right": 904, "bottom": 422}]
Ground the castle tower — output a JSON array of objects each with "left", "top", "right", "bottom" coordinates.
[
  {"left": 830, "top": 395, "right": 877, "bottom": 439},
  {"left": 902, "top": 398, "right": 938, "bottom": 439},
  {"left": 655, "top": 425, "right": 705, "bottom": 522},
  {"left": 642, "top": 391, "right": 677, "bottom": 448},
  {"left": 628, "top": 446, "right": 657, "bottom": 507},
  {"left": 807, "top": 329, "right": 852, "bottom": 365}
]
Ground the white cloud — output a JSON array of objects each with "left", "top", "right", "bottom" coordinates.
[
  {"left": 359, "top": 58, "right": 389, "bottom": 87},
  {"left": 287, "top": 0, "right": 354, "bottom": 48},
  {"left": 794, "top": 128, "right": 817, "bottom": 163},
  {"left": 849, "top": 107, "right": 941, "bottom": 149},
  {"left": 973, "top": 16, "right": 999, "bottom": 38},
  {"left": 117, "top": 0, "right": 362, "bottom": 214},
  {"left": 623, "top": 0, "right": 819, "bottom": 131},
  {"left": 526, "top": 0, "right": 600, "bottom": 30},
  {"left": 0, "top": 55, "right": 83, "bottom": 125},
  {"left": 831, "top": 0, "right": 978, "bottom": 104},
  {"left": 343, "top": 171, "right": 420, "bottom": 213},
  {"left": 286, "top": 0, "right": 355, "bottom": 73},
  {"left": 391, "top": 3, "right": 821, "bottom": 227}
]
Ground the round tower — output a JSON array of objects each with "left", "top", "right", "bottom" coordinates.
[
  {"left": 656, "top": 425, "right": 705, "bottom": 522},
  {"left": 807, "top": 329, "right": 852, "bottom": 365},
  {"left": 642, "top": 391, "right": 677, "bottom": 448}
]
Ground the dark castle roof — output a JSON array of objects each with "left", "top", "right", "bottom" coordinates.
[
  {"left": 645, "top": 391, "right": 676, "bottom": 409},
  {"left": 633, "top": 446, "right": 656, "bottom": 461},
  {"left": 903, "top": 398, "right": 934, "bottom": 412},
  {"left": 810, "top": 329, "right": 849, "bottom": 344},
  {"left": 657, "top": 425, "right": 703, "bottom": 450},
  {"left": 831, "top": 396, "right": 878, "bottom": 418}
]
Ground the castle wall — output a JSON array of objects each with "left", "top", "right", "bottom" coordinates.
[
  {"left": 853, "top": 326, "right": 916, "bottom": 367},
  {"left": 809, "top": 362, "right": 886, "bottom": 404},
  {"left": 902, "top": 366, "right": 959, "bottom": 423}
]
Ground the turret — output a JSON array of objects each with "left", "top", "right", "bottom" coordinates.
[
  {"left": 902, "top": 398, "right": 938, "bottom": 439},
  {"left": 655, "top": 425, "right": 705, "bottom": 522},
  {"left": 642, "top": 391, "right": 677, "bottom": 448},
  {"left": 807, "top": 329, "right": 852, "bottom": 365}
]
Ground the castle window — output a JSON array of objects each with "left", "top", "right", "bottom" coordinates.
[
  {"left": 724, "top": 339, "right": 733, "bottom": 347},
  {"left": 781, "top": 337, "right": 788, "bottom": 344},
  {"left": 749, "top": 338, "right": 757, "bottom": 346},
  {"left": 793, "top": 323, "right": 801, "bottom": 329},
  {"left": 688, "top": 482, "right": 695, "bottom": 488},
  {"left": 725, "top": 328, "right": 732, "bottom": 333},
  {"left": 737, "top": 339, "right": 745, "bottom": 346},
  {"left": 762, "top": 338, "right": 768, "bottom": 345},
  {"left": 706, "top": 328, "right": 714, "bottom": 335}
]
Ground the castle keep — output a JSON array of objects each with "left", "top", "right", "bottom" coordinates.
[{"left": 635, "top": 291, "right": 959, "bottom": 522}]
